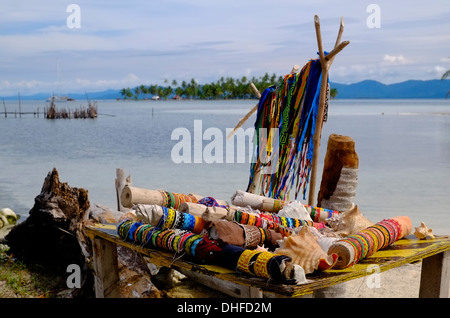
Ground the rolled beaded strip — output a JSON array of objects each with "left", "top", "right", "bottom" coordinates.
[
  {"left": 333, "top": 218, "right": 403, "bottom": 267},
  {"left": 159, "top": 207, "right": 205, "bottom": 233},
  {"left": 233, "top": 210, "right": 325, "bottom": 236},
  {"left": 237, "top": 249, "right": 258, "bottom": 275},
  {"left": 236, "top": 249, "right": 281, "bottom": 279},
  {"left": 253, "top": 251, "right": 275, "bottom": 278},
  {"left": 118, "top": 220, "right": 292, "bottom": 281},
  {"left": 117, "top": 220, "right": 203, "bottom": 255},
  {"left": 158, "top": 190, "right": 199, "bottom": 209}
]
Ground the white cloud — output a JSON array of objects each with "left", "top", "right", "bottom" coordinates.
[{"left": 382, "top": 54, "right": 408, "bottom": 65}]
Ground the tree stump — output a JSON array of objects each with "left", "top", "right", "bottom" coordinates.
[
  {"left": 5, "top": 168, "right": 90, "bottom": 273},
  {"left": 317, "top": 134, "right": 359, "bottom": 212}
]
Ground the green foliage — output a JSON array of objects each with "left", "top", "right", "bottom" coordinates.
[
  {"left": 330, "top": 87, "right": 338, "bottom": 99},
  {"left": 120, "top": 73, "right": 284, "bottom": 100}
]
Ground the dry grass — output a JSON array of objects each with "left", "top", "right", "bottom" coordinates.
[{"left": 0, "top": 247, "right": 68, "bottom": 298}]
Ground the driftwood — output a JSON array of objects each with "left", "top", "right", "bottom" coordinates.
[
  {"left": 3, "top": 168, "right": 165, "bottom": 298},
  {"left": 6, "top": 168, "right": 90, "bottom": 265},
  {"left": 4, "top": 168, "right": 94, "bottom": 296}
]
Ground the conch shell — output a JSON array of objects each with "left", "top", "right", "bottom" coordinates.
[
  {"left": 326, "top": 205, "right": 373, "bottom": 236},
  {"left": 414, "top": 222, "right": 435, "bottom": 240},
  {"left": 278, "top": 201, "right": 312, "bottom": 222},
  {"left": 275, "top": 226, "right": 338, "bottom": 274}
]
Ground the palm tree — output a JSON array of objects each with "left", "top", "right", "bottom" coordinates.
[
  {"left": 133, "top": 86, "right": 141, "bottom": 100},
  {"left": 120, "top": 88, "right": 128, "bottom": 99},
  {"left": 442, "top": 70, "right": 450, "bottom": 80},
  {"left": 120, "top": 87, "right": 132, "bottom": 100},
  {"left": 149, "top": 85, "right": 158, "bottom": 97}
]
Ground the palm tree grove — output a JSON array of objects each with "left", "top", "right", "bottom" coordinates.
[{"left": 119, "top": 73, "right": 339, "bottom": 100}]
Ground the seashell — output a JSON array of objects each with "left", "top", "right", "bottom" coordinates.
[
  {"left": 308, "top": 226, "right": 340, "bottom": 252},
  {"left": 278, "top": 201, "right": 312, "bottom": 222},
  {"left": 414, "top": 222, "right": 435, "bottom": 240},
  {"left": 275, "top": 226, "right": 338, "bottom": 274},
  {"left": 326, "top": 204, "right": 373, "bottom": 236}
]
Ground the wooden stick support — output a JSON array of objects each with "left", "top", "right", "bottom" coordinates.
[{"left": 308, "top": 15, "right": 349, "bottom": 206}]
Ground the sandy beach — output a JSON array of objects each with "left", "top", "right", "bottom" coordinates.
[{"left": 341, "top": 263, "right": 423, "bottom": 298}]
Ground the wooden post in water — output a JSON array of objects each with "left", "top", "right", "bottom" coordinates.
[
  {"left": 2, "top": 98, "right": 6, "bottom": 118},
  {"left": 18, "top": 92, "right": 21, "bottom": 118},
  {"left": 308, "top": 15, "right": 349, "bottom": 206}
]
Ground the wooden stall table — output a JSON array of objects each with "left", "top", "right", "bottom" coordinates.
[{"left": 84, "top": 223, "right": 450, "bottom": 298}]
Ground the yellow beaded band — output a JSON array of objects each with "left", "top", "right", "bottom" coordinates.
[
  {"left": 253, "top": 251, "right": 274, "bottom": 278},
  {"left": 237, "top": 249, "right": 258, "bottom": 275}
]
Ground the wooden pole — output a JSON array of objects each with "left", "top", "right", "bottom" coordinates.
[
  {"left": 308, "top": 15, "right": 349, "bottom": 206},
  {"left": 226, "top": 83, "right": 260, "bottom": 140},
  {"left": 2, "top": 98, "right": 6, "bottom": 118},
  {"left": 18, "top": 92, "right": 21, "bottom": 118}
]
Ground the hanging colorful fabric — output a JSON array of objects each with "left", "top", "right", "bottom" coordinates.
[{"left": 247, "top": 58, "right": 326, "bottom": 201}]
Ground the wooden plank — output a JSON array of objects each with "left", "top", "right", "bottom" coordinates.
[
  {"left": 92, "top": 236, "right": 121, "bottom": 298},
  {"left": 419, "top": 250, "right": 450, "bottom": 298}
]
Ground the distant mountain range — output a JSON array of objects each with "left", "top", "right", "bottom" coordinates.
[
  {"left": 2, "top": 79, "right": 449, "bottom": 101},
  {"left": 330, "top": 79, "right": 449, "bottom": 99},
  {"left": 1, "top": 89, "right": 122, "bottom": 101}
]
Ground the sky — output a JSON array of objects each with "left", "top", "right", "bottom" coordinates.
[{"left": 0, "top": 0, "right": 449, "bottom": 96}]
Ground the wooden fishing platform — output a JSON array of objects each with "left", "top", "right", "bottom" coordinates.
[{"left": 84, "top": 223, "right": 450, "bottom": 298}]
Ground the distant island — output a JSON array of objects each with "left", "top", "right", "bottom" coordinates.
[{"left": 1, "top": 78, "right": 449, "bottom": 101}]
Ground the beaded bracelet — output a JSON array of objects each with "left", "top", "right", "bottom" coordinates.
[
  {"left": 247, "top": 213, "right": 257, "bottom": 226},
  {"left": 371, "top": 223, "right": 390, "bottom": 249},
  {"left": 258, "top": 228, "right": 266, "bottom": 246},
  {"left": 164, "top": 208, "right": 177, "bottom": 229},
  {"left": 253, "top": 252, "right": 274, "bottom": 278},
  {"left": 237, "top": 249, "right": 258, "bottom": 275},
  {"left": 177, "top": 232, "right": 191, "bottom": 252},
  {"left": 159, "top": 190, "right": 169, "bottom": 207},
  {"left": 190, "top": 237, "right": 202, "bottom": 257},
  {"left": 193, "top": 217, "right": 205, "bottom": 234}
]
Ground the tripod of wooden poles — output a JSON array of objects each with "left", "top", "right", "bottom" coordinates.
[{"left": 228, "top": 15, "right": 349, "bottom": 206}]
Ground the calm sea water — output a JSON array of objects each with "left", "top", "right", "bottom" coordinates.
[{"left": 1, "top": 98, "right": 450, "bottom": 234}]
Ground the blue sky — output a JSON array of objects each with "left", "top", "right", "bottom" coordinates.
[{"left": 0, "top": 0, "right": 449, "bottom": 96}]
